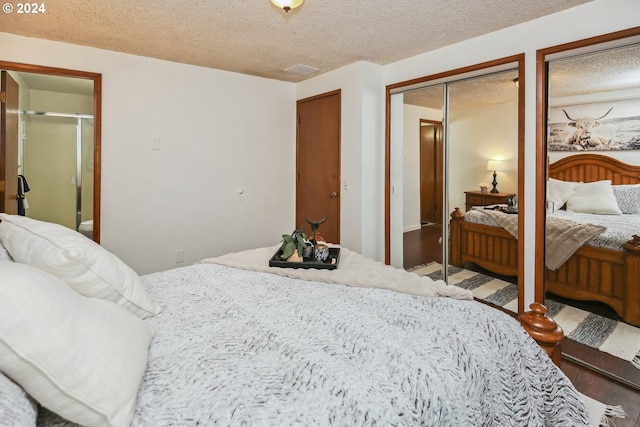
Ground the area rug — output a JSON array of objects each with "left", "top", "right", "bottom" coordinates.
[
  {"left": 578, "top": 392, "right": 626, "bottom": 427},
  {"left": 410, "top": 263, "right": 640, "bottom": 369}
]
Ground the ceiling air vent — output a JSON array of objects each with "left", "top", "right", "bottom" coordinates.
[{"left": 284, "top": 64, "right": 320, "bottom": 76}]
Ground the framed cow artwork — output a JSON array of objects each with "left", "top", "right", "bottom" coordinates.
[{"left": 548, "top": 98, "right": 640, "bottom": 151}]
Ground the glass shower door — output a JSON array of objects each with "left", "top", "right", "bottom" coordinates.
[{"left": 22, "top": 113, "right": 94, "bottom": 232}]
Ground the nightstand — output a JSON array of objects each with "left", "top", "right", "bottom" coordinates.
[{"left": 464, "top": 191, "right": 516, "bottom": 211}]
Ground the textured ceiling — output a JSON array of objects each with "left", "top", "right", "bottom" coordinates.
[
  {"left": 402, "top": 43, "right": 640, "bottom": 110},
  {"left": 0, "top": 0, "right": 593, "bottom": 83},
  {"left": 403, "top": 70, "right": 519, "bottom": 110},
  {"left": 549, "top": 43, "right": 640, "bottom": 98}
]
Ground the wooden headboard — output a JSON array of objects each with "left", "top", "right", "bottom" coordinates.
[{"left": 549, "top": 154, "right": 640, "bottom": 185}]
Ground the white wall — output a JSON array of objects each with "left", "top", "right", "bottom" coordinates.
[
  {"left": 448, "top": 101, "right": 519, "bottom": 211},
  {"left": 1, "top": 32, "right": 297, "bottom": 275},
  {"left": 29, "top": 89, "right": 93, "bottom": 114}
]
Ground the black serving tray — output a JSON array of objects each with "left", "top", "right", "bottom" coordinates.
[
  {"left": 484, "top": 206, "right": 518, "bottom": 214},
  {"left": 269, "top": 247, "right": 341, "bottom": 270}
]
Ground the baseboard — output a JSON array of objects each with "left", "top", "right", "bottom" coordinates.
[{"left": 403, "top": 224, "right": 422, "bottom": 233}]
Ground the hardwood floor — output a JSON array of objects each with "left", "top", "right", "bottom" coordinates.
[
  {"left": 403, "top": 225, "right": 640, "bottom": 425},
  {"left": 403, "top": 224, "right": 442, "bottom": 269}
]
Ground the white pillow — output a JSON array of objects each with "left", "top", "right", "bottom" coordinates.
[
  {"left": 565, "top": 180, "right": 622, "bottom": 215},
  {"left": 547, "top": 178, "right": 581, "bottom": 210},
  {"left": 612, "top": 184, "right": 640, "bottom": 214},
  {"left": 0, "top": 261, "right": 153, "bottom": 427},
  {"left": 0, "top": 371, "right": 37, "bottom": 427},
  {"left": 0, "top": 239, "right": 12, "bottom": 262},
  {"left": 0, "top": 214, "right": 161, "bottom": 318}
]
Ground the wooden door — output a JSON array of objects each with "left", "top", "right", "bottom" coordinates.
[
  {"left": 296, "top": 90, "right": 341, "bottom": 243},
  {"left": 0, "top": 71, "right": 19, "bottom": 214},
  {"left": 419, "top": 120, "right": 443, "bottom": 224}
]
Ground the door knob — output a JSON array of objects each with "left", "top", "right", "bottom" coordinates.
[{"left": 329, "top": 191, "right": 338, "bottom": 198}]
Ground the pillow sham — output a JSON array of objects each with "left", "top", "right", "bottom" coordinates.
[
  {"left": 612, "top": 184, "right": 640, "bottom": 214},
  {"left": 547, "top": 178, "right": 581, "bottom": 211},
  {"left": 0, "top": 261, "right": 154, "bottom": 427},
  {"left": 0, "top": 371, "right": 37, "bottom": 427},
  {"left": 565, "top": 180, "right": 622, "bottom": 215},
  {"left": 0, "top": 239, "right": 12, "bottom": 262},
  {"left": 0, "top": 214, "right": 161, "bottom": 318}
]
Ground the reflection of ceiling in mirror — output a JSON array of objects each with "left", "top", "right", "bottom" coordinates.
[
  {"left": 549, "top": 43, "right": 640, "bottom": 98},
  {"left": 403, "top": 70, "right": 518, "bottom": 110},
  {"left": 404, "top": 43, "right": 640, "bottom": 110}
]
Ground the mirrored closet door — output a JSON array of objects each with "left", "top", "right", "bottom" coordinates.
[
  {"left": 537, "top": 28, "right": 640, "bottom": 388},
  {"left": 386, "top": 55, "right": 524, "bottom": 313}
]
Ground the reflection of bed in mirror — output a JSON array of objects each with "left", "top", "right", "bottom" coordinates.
[{"left": 450, "top": 154, "right": 640, "bottom": 326}]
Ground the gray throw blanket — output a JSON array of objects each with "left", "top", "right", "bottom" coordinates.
[
  {"left": 545, "top": 216, "right": 606, "bottom": 270},
  {"left": 476, "top": 210, "right": 605, "bottom": 270}
]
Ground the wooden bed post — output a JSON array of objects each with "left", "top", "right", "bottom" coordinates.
[
  {"left": 450, "top": 208, "right": 464, "bottom": 266},
  {"left": 517, "top": 303, "right": 564, "bottom": 366},
  {"left": 623, "top": 235, "right": 640, "bottom": 326}
]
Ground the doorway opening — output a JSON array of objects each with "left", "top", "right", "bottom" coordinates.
[{"left": 0, "top": 62, "right": 101, "bottom": 242}]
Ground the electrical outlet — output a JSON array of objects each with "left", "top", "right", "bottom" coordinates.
[
  {"left": 175, "top": 250, "right": 184, "bottom": 263},
  {"left": 151, "top": 137, "right": 161, "bottom": 150}
]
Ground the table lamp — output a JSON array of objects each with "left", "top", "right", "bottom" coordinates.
[{"left": 486, "top": 160, "right": 503, "bottom": 193}]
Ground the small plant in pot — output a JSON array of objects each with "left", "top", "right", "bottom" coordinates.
[{"left": 279, "top": 229, "right": 311, "bottom": 262}]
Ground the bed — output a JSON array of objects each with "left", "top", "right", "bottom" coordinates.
[
  {"left": 450, "top": 154, "right": 640, "bottom": 326},
  {"left": 0, "top": 214, "right": 591, "bottom": 426}
]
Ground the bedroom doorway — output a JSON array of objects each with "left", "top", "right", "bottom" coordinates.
[
  {"left": 296, "top": 90, "right": 341, "bottom": 244},
  {"left": 420, "top": 119, "right": 443, "bottom": 225},
  {"left": 0, "top": 61, "right": 101, "bottom": 242}
]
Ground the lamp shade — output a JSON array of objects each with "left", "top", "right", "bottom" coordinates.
[
  {"left": 486, "top": 160, "right": 503, "bottom": 172},
  {"left": 271, "top": 0, "right": 304, "bottom": 11}
]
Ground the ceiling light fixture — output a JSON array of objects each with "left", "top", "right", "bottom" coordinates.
[{"left": 271, "top": 0, "right": 304, "bottom": 12}]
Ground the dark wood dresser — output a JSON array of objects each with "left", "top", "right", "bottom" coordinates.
[{"left": 464, "top": 191, "right": 516, "bottom": 211}]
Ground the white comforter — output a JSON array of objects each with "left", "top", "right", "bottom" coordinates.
[
  {"left": 38, "top": 255, "right": 590, "bottom": 426},
  {"left": 200, "top": 245, "right": 472, "bottom": 300}
]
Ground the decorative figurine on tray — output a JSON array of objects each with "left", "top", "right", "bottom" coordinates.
[
  {"left": 306, "top": 217, "right": 330, "bottom": 262},
  {"left": 306, "top": 216, "right": 327, "bottom": 245},
  {"left": 271, "top": 216, "right": 339, "bottom": 269},
  {"left": 279, "top": 229, "right": 311, "bottom": 262}
]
